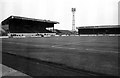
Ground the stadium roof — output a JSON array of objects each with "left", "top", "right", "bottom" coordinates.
[
  {"left": 1, "top": 16, "right": 59, "bottom": 25},
  {"left": 76, "top": 25, "right": 120, "bottom": 29}
]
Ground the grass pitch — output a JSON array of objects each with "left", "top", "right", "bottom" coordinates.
[{"left": 2, "top": 36, "right": 119, "bottom": 76}]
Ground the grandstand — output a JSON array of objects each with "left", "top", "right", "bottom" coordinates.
[
  {"left": 76, "top": 25, "right": 120, "bottom": 35},
  {"left": 1, "top": 16, "right": 59, "bottom": 37}
]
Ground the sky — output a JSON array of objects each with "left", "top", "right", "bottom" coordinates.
[{"left": 0, "top": 0, "right": 119, "bottom": 30}]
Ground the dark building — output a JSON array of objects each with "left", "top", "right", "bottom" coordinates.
[
  {"left": 77, "top": 25, "right": 120, "bottom": 35},
  {"left": 1, "top": 16, "right": 59, "bottom": 37}
]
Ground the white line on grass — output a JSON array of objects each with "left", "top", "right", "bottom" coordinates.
[
  {"left": 52, "top": 46, "right": 76, "bottom": 50},
  {"left": 86, "top": 48, "right": 118, "bottom": 53}
]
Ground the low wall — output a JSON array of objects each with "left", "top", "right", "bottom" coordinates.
[
  {"left": 8, "top": 33, "right": 56, "bottom": 38},
  {"left": 0, "top": 36, "right": 9, "bottom": 38}
]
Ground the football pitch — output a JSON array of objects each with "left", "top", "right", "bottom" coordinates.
[{"left": 1, "top": 36, "right": 120, "bottom": 76}]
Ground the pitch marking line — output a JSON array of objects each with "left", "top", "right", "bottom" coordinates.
[
  {"left": 51, "top": 46, "right": 76, "bottom": 50},
  {"left": 86, "top": 48, "right": 118, "bottom": 53}
]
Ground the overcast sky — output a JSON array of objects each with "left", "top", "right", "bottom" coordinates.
[{"left": 0, "top": 0, "right": 119, "bottom": 30}]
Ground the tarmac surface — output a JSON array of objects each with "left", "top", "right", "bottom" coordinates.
[
  {"left": 1, "top": 64, "right": 31, "bottom": 77},
  {"left": 1, "top": 36, "right": 120, "bottom": 76}
]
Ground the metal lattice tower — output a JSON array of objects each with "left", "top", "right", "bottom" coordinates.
[{"left": 71, "top": 8, "right": 76, "bottom": 31}]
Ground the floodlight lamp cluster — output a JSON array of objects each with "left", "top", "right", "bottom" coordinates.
[{"left": 72, "top": 8, "right": 76, "bottom": 12}]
